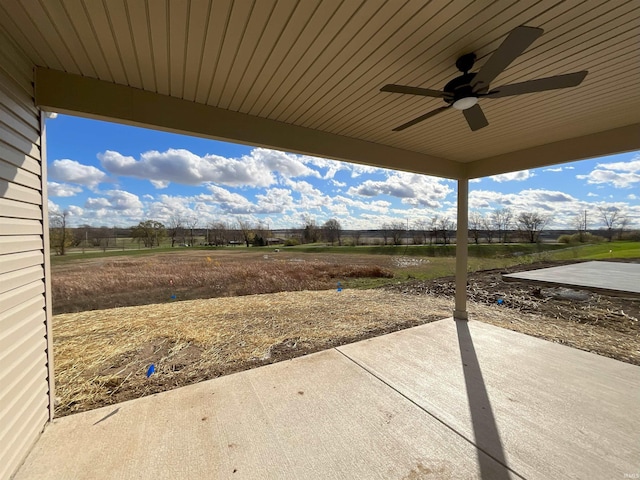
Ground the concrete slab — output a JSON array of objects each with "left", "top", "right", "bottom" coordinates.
[
  {"left": 338, "top": 320, "right": 640, "bottom": 480},
  {"left": 15, "top": 319, "right": 640, "bottom": 480},
  {"left": 502, "top": 260, "right": 640, "bottom": 296},
  {"left": 15, "top": 347, "right": 510, "bottom": 480}
]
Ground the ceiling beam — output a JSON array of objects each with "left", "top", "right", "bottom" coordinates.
[
  {"left": 466, "top": 123, "right": 640, "bottom": 179},
  {"left": 34, "top": 68, "right": 463, "bottom": 179}
]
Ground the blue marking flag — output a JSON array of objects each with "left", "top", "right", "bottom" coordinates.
[
  {"left": 337, "top": 281, "right": 342, "bottom": 292},
  {"left": 170, "top": 294, "right": 176, "bottom": 300},
  {"left": 497, "top": 298, "right": 504, "bottom": 305},
  {"left": 146, "top": 364, "right": 155, "bottom": 378}
]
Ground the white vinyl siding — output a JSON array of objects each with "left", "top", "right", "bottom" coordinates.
[{"left": 0, "top": 29, "right": 51, "bottom": 480}]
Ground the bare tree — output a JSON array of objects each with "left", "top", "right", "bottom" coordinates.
[
  {"left": 380, "top": 223, "right": 390, "bottom": 246},
  {"left": 429, "top": 217, "right": 438, "bottom": 245},
  {"left": 302, "top": 217, "right": 320, "bottom": 244},
  {"left": 49, "top": 210, "right": 71, "bottom": 255},
  {"left": 73, "top": 224, "right": 91, "bottom": 250},
  {"left": 493, "top": 208, "right": 513, "bottom": 243},
  {"left": 237, "top": 220, "right": 254, "bottom": 247},
  {"left": 185, "top": 216, "right": 198, "bottom": 246},
  {"left": 166, "top": 215, "right": 184, "bottom": 247},
  {"left": 253, "top": 221, "right": 269, "bottom": 246},
  {"left": 411, "top": 229, "right": 423, "bottom": 245},
  {"left": 438, "top": 216, "right": 454, "bottom": 245},
  {"left": 413, "top": 219, "right": 428, "bottom": 245},
  {"left": 469, "top": 211, "right": 483, "bottom": 245},
  {"left": 208, "top": 221, "right": 228, "bottom": 246},
  {"left": 98, "top": 226, "right": 112, "bottom": 251},
  {"left": 352, "top": 229, "right": 362, "bottom": 246},
  {"left": 389, "top": 221, "right": 406, "bottom": 245},
  {"left": 516, "top": 212, "right": 550, "bottom": 243},
  {"left": 481, "top": 216, "right": 494, "bottom": 243},
  {"left": 598, "top": 206, "right": 623, "bottom": 242},
  {"left": 572, "top": 210, "right": 588, "bottom": 242},
  {"left": 323, "top": 218, "right": 342, "bottom": 245},
  {"left": 617, "top": 215, "right": 630, "bottom": 240}
]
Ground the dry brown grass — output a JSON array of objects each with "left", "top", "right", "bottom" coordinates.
[
  {"left": 53, "top": 290, "right": 452, "bottom": 416},
  {"left": 53, "top": 288, "right": 639, "bottom": 417},
  {"left": 52, "top": 254, "right": 392, "bottom": 314}
]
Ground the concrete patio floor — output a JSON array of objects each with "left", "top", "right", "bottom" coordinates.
[
  {"left": 503, "top": 260, "right": 640, "bottom": 297},
  {"left": 15, "top": 319, "right": 640, "bottom": 480}
]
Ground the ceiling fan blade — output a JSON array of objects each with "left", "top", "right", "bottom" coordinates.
[
  {"left": 463, "top": 104, "right": 489, "bottom": 131},
  {"left": 485, "top": 71, "right": 588, "bottom": 98},
  {"left": 381, "top": 84, "right": 448, "bottom": 98},
  {"left": 392, "top": 105, "right": 451, "bottom": 131},
  {"left": 472, "top": 26, "right": 543, "bottom": 92}
]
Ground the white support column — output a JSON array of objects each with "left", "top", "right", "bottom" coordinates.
[{"left": 454, "top": 178, "right": 469, "bottom": 320}]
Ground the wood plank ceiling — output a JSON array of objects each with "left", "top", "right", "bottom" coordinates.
[{"left": 0, "top": 0, "right": 639, "bottom": 174}]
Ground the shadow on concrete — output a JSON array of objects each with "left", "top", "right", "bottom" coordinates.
[{"left": 456, "top": 320, "right": 515, "bottom": 480}]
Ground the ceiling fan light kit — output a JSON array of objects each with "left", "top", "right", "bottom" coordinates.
[
  {"left": 452, "top": 97, "right": 478, "bottom": 110},
  {"left": 381, "top": 26, "right": 588, "bottom": 132}
]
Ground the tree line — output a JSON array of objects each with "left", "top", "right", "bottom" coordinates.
[{"left": 49, "top": 205, "right": 633, "bottom": 255}]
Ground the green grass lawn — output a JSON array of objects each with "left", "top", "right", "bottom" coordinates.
[{"left": 543, "top": 241, "right": 640, "bottom": 260}]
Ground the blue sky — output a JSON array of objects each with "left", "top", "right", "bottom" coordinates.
[{"left": 45, "top": 114, "right": 639, "bottom": 231}]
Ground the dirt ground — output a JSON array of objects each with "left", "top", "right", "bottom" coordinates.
[
  {"left": 53, "top": 259, "right": 639, "bottom": 417},
  {"left": 384, "top": 260, "right": 639, "bottom": 365}
]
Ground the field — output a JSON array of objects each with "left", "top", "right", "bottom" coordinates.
[
  {"left": 51, "top": 242, "right": 639, "bottom": 417},
  {"left": 51, "top": 243, "right": 574, "bottom": 314}
]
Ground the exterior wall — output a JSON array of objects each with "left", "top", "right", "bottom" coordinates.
[{"left": 0, "top": 30, "right": 51, "bottom": 480}]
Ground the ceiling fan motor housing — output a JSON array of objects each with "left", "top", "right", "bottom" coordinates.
[{"left": 443, "top": 72, "right": 476, "bottom": 104}]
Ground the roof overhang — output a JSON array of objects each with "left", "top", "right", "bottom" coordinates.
[
  {"left": 2, "top": 0, "right": 639, "bottom": 178},
  {"left": 34, "top": 68, "right": 463, "bottom": 179}
]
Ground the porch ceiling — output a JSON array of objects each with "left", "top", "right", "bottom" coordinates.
[{"left": 1, "top": 0, "right": 639, "bottom": 178}]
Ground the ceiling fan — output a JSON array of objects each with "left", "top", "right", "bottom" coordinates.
[{"left": 381, "top": 26, "right": 588, "bottom": 132}]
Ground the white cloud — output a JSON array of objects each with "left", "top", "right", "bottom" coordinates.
[
  {"left": 49, "top": 159, "right": 108, "bottom": 188},
  {"left": 628, "top": 194, "right": 637, "bottom": 200},
  {"left": 100, "top": 149, "right": 271, "bottom": 188},
  {"left": 283, "top": 179, "right": 323, "bottom": 196},
  {"left": 99, "top": 147, "right": 324, "bottom": 189},
  {"left": 254, "top": 188, "right": 295, "bottom": 214},
  {"left": 47, "top": 182, "right": 82, "bottom": 197},
  {"left": 542, "top": 165, "right": 575, "bottom": 172},
  {"left": 196, "top": 185, "right": 256, "bottom": 214},
  {"left": 67, "top": 205, "right": 84, "bottom": 217},
  {"left": 351, "top": 164, "right": 382, "bottom": 178},
  {"left": 85, "top": 189, "right": 143, "bottom": 212},
  {"left": 334, "top": 195, "right": 391, "bottom": 214},
  {"left": 469, "top": 178, "right": 482, "bottom": 183},
  {"left": 489, "top": 170, "right": 533, "bottom": 182},
  {"left": 576, "top": 170, "right": 640, "bottom": 188},
  {"left": 469, "top": 189, "right": 580, "bottom": 219},
  {"left": 298, "top": 156, "right": 346, "bottom": 179},
  {"left": 47, "top": 199, "right": 61, "bottom": 215},
  {"left": 597, "top": 159, "right": 640, "bottom": 172},
  {"left": 45, "top": 112, "right": 58, "bottom": 119},
  {"left": 587, "top": 192, "right": 598, "bottom": 197},
  {"left": 576, "top": 157, "right": 640, "bottom": 188},
  {"left": 348, "top": 172, "right": 452, "bottom": 208},
  {"left": 251, "top": 148, "right": 320, "bottom": 178}
]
